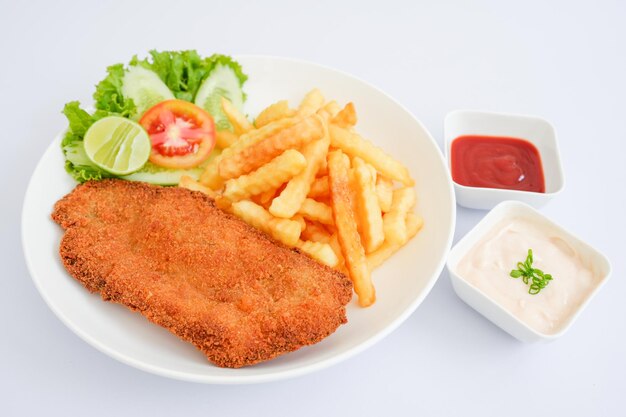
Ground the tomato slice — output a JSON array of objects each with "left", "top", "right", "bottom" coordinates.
[{"left": 139, "top": 99, "right": 216, "bottom": 169}]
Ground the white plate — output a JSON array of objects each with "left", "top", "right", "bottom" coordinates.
[{"left": 22, "top": 56, "right": 456, "bottom": 384}]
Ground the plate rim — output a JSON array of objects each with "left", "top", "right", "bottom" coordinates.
[{"left": 21, "top": 54, "right": 456, "bottom": 384}]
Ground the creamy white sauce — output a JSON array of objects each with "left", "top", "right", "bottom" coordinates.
[{"left": 456, "top": 217, "right": 601, "bottom": 334}]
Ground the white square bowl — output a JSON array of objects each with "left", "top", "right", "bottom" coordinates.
[
  {"left": 444, "top": 110, "right": 565, "bottom": 210},
  {"left": 446, "top": 201, "right": 611, "bottom": 342}
]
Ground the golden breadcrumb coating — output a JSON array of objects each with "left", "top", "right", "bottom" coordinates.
[{"left": 52, "top": 180, "right": 352, "bottom": 368}]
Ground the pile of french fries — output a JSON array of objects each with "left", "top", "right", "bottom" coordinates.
[{"left": 179, "top": 89, "right": 423, "bottom": 307}]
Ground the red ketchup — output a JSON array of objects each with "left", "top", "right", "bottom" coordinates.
[{"left": 451, "top": 135, "right": 545, "bottom": 193}]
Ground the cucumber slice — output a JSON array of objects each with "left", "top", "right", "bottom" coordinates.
[
  {"left": 121, "top": 148, "right": 222, "bottom": 185},
  {"left": 120, "top": 162, "right": 203, "bottom": 185},
  {"left": 122, "top": 66, "right": 175, "bottom": 119},
  {"left": 194, "top": 63, "right": 245, "bottom": 131}
]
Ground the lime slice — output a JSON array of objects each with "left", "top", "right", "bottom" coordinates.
[{"left": 84, "top": 116, "right": 151, "bottom": 175}]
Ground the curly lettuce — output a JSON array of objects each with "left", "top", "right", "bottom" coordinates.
[
  {"left": 129, "top": 50, "right": 247, "bottom": 102},
  {"left": 93, "top": 64, "right": 137, "bottom": 117},
  {"left": 130, "top": 50, "right": 210, "bottom": 103}
]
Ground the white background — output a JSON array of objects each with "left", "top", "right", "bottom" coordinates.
[{"left": 2, "top": 0, "right": 625, "bottom": 415}]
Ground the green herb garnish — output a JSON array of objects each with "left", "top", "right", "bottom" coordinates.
[{"left": 510, "top": 249, "right": 553, "bottom": 295}]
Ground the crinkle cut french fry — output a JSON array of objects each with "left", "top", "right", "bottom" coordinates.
[
  {"left": 316, "top": 100, "right": 340, "bottom": 122},
  {"left": 352, "top": 157, "right": 385, "bottom": 253},
  {"left": 255, "top": 187, "right": 278, "bottom": 207},
  {"left": 219, "top": 115, "right": 324, "bottom": 180},
  {"left": 382, "top": 187, "right": 417, "bottom": 245},
  {"left": 221, "top": 97, "right": 253, "bottom": 135},
  {"left": 328, "top": 149, "right": 375, "bottom": 307},
  {"left": 406, "top": 212, "right": 424, "bottom": 236},
  {"left": 301, "top": 220, "right": 332, "bottom": 243},
  {"left": 313, "top": 196, "right": 332, "bottom": 209},
  {"left": 223, "top": 149, "right": 306, "bottom": 201},
  {"left": 308, "top": 176, "right": 329, "bottom": 199},
  {"left": 324, "top": 101, "right": 341, "bottom": 119},
  {"left": 179, "top": 174, "right": 232, "bottom": 212},
  {"left": 367, "top": 212, "right": 423, "bottom": 271},
  {"left": 328, "top": 233, "right": 347, "bottom": 274},
  {"left": 255, "top": 100, "right": 296, "bottom": 128},
  {"left": 231, "top": 200, "right": 301, "bottom": 247},
  {"left": 215, "top": 130, "right": 238, "bottom": 149},
  {"left": 329, "top": 124, "right": 414, "bottom": 186},
  {"left": 297, "top": 198, "right": 334, "bottom": 225},
  {"left": 331, "top": 102, "right": 357, "bottom": 128},
  {"left": 367, "top": 164, "right": 377, "bottom": 183},
  {"left": 179, "top": 175, "right": 218, "bottom": 198},
  {"left": 230, "top": 116, "right": 303, "bottom": 154},
  {"left": 317, "top": 156, "right": 328, "bottom": 176},
  {"left": 199, "top": 158, "right": 225, "bottom": 190},
  {"left": 200, "top": 116, "right": 302, "bottom": 188},
  {"left": 348, "top": 165, "right": 358, "bottom": 221},
  {"left": 297, "top": 88, "right": 325, "bottom": 117},
  {"left": 376, "top": 175, "right": 393, "bottom": 213},
  {"left": 296, "top": 240, "right": 338, "bottom": 267},
  {"left": 291, "top": 214, "right": 307, "bottom": 232},
  {"left": 269, "top": 126, "right": 330, "bottom": 218}
]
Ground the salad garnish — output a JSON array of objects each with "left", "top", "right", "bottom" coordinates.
[
  {"left": 509, "top": 249, "right": 554, "bottom": 295},
  {"left": 61, "top": 50, "right": 247, "bottom": 185}
]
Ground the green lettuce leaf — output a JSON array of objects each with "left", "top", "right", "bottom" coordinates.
[
  {"left": 62, "top": 101, "right": 94, "bottom": 139},
  {"left": 130, "top": 50, "right": 212, "bottom": 102},
  {"left": 129, "top": 50, "right": 248, "bottom": 102},
  {"left": 93, "top": 64, "right": 137, "bottom": 117}
]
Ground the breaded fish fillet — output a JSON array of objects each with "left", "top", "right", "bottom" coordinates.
[{"left": 52, "top": 179, "right": 352, "bottom": 368}]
